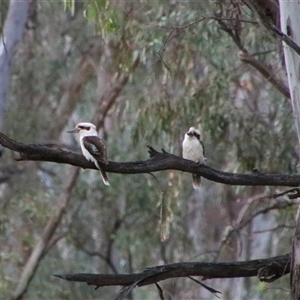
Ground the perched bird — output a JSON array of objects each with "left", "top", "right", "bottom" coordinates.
[
  {"left": 67, "top": 122, "right": 109, "bottom": 186},
  {"left": 182, "top": 127, "right": 205, "bottom": 189}
]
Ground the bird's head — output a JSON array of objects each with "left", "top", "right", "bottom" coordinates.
[
  {"left": 66, "top": 122, "right": 98, "bottom": 137},
  {"left": 186, "top": 127, "right": 201, "bottom": 140}
]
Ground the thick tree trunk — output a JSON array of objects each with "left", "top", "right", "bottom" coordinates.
[{"left": 279, "top": 2, "right": 300, "bottom": 299}]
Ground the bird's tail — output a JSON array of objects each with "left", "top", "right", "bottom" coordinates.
[
  {"left": 100, "top": 169, "right": 110, "bottom": 186},
  {"left": 192, "top": 174, "right": 201, "bottom": 189},
  {"left": 95, "top": 161, "right": 110, "bottom": 186}
]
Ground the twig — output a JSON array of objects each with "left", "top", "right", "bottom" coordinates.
[
  {"left": 155, "top": 283, "right": 165, "bottom": 300},
  {"left": 157, "top": 28, "right": 175, "bottom": 74},
  {"left": 188, "top": 276, "right": 221, "bottom": 298},
  {"left": 273, "top": 188, "right": 300, "bottom": 200},
  {"left": 253, "top": 224, "right": 295, "bottom": 234},
  {"left": 152, "top": 17, "right": 257, "bottom": 31}
]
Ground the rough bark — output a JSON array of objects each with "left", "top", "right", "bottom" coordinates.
[{"left": 279, "top": 2, "right": 300, "bottom": 299}]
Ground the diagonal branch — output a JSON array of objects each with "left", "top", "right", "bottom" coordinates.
[
  {"left": 242, "top": 0, "right": 300, "bottom": 56},
  {"left": 53, "top": 253, "right": 290, "bottom": 288},
  {"left": 216, "top": 18, "right": 290, "bottom": 99},
  {"left": 239, "top": 51, "right": 291, "bottom": 99},
  {"left": 270, "top": 25, "right": 300, "bottom": 56},
  {"left": 0, "top": 132, "right": 300, "bottom": 187}
]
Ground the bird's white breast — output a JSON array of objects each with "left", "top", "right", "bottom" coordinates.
[
  {"left": 182, "top": 136, "right": 204, "bottom": 164},
  {"left": 79, "top": 136, "right": 97, "bottom": 164}
]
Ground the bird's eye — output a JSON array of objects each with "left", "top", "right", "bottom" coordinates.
[{"left": 78, "top": 126, "right": 90, "bottom": 130}]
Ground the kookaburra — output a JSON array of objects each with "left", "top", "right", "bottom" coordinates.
[
  {"left": 67, "top": 122, "right": 109, "bottom": 186},
  {"left": 182, "top": 127, "right": 205, "bottom": 189}
]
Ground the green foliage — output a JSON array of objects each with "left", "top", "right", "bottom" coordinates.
[
  {"left": 63, "top": 0, "right": 75, "bottom": 16},
  {"left": 84, "top": 0, "right": 122, "bottom": 38}
]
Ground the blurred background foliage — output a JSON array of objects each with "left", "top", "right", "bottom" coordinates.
[{"left": 0, "top": 0, "right": 297, "bottom": 299}]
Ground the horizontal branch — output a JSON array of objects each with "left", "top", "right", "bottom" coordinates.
[
  {"left": 53, "top": 253, "right": 290, "bottom": 288},
  {"left": 0, "top": 132, "right": 299, "bottom": 186}
]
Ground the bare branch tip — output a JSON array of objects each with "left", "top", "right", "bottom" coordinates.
[
  {"left": 52, "top": 273, "right": 64, "bottom": 279},
  {"left": 147, "top": 145, "right": 158, "bottom": 157}
]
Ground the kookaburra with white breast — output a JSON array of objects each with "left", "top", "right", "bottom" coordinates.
[
  {"left": 182, "top": 127, "right": 205, "bottom": 189},
  {"left": 67, "top": 122, "right": 109, "bottom": 186}
]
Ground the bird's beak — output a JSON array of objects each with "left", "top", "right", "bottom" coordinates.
[{"left": 66, "top": 128, "right": 80, "bottom": 133}]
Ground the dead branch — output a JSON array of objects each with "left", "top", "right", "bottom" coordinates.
[
  {"left": 53, "top": 253, "right": 290, "bottom": 288},
  {"left": 1, "top": 132, "right": 300, "bottom": 187},
  {"left": 273, "top": 188, "right": 300, "bottom": 199}
]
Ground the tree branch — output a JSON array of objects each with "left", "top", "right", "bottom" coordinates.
[
  {"left": 0, "top": 132, "right": 300, "bottom": 187},
  {"left": 53, "top": 253, "right": 290, "bottom": 288},
  {"left": 216, "top": 18, "right": 290, "bottom": 99},
  {"left": 239, "top": 51, "right": 291, "bottom": 99},
  {"left": 243, "top": 0, "right": 300, "bottom": 56}
]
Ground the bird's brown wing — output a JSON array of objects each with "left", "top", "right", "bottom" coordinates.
[{"left": 83, "top": 136, "right": 108, "bottom": 165}]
